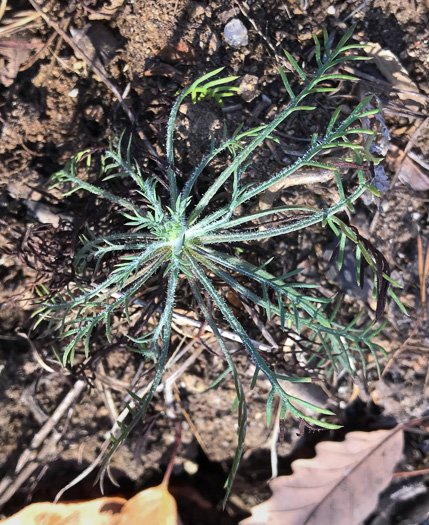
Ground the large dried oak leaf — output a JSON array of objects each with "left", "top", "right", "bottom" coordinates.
[{"left": 241, "top": 428, "right": 404, "bottom": 525}]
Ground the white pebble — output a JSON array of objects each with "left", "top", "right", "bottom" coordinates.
[
  {"left": 184, "top": 460, "right": 199, "bottom": 475},
  {"left": 68, "top": 88, "right": 79, "bottom": 98},
  {"left": 327, "top": 5, "right": 336, "bottom": 15},
  {"left": 224, "top": 18, "right": 248, "bottom": 48}
]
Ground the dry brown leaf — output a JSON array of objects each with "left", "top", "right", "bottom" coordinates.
[
  {"left": 0, "top": 45, "right": 30, "bottom": 86},
  {"left": 1, "top": 497, "right": 126, "bottom": 525},
  {"left": 365, "top": 42, "right": 422, "bottom": 113},
  {"left": 122, "top": 484, "right": 178, "bottom": 525},
  {"left": 399, "top": 157, "right": 429, "bottom": 191},
  {"left": 241, "top": 428, "right": 404, "bottom": 525},
  {"left": 1, "top": 483, "right": 178, "bottom": 525},
  {"left": 69, "top": 22, "right": 119, "bottom": 77}
]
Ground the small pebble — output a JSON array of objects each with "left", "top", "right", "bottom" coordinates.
[
  {"left": 237, "top": 74, "right": 259, "bottom": 102},
  {"left": 183, "top": 460, "right": 199, "bottom": 475},
  {"left": 275, "top": 30, "right": 287, "bottom": 42},
  {"left": 68, "top": 88, "right": 79, "bottom": 98},
  {"left": 224, "top": 18, "right": 248, "bottom": 48},
  {"left": 327, "top": 5, "right": 336, "bottom": 15},
  {"left": 338, "top": 385, "right": 349, "bottom": 396}
]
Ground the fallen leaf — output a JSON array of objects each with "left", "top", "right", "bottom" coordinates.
[
  {"left": 365, "top": 43, "right": 422, "bottom": 113},
  {"left": 241, "top": 428, "right": 404, "bottom": 525},
  {"left": 69, "top": 22, "right": 119, "bottom": 77},
  {"left": 2, "top": 484, "right": 178, "bottom": 524},
  {"left": 0, "top": 45, "right": 30, "bottom": 86},
  {"left": 123, "top": 484, "right": 178, "bottom": 525},
  {"left": 399, "top": 157, "right": 429, "bottom": 191},
  {"left": 1, "top": 497, "right": 126, "bottom": 525}
]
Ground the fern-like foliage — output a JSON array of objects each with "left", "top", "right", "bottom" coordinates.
[{"left": 38, "top": 26, "right": 403, "bottom": 501}]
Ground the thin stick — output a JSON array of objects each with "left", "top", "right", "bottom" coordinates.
[
  {"left": 14, "top": 379, "right": 87, "bottom": 474},
  {"left": 54, "top": 339, "right": 206, "bottom": 502},
  {"left": 0, "top": 11, "right": 40, "bottom": 36},
  {"left": 381, "top": 317, "right": 422, "bottom": 378},
  {"left": 97, "top": 361, "right": 119, "bottom": 423},
  {"left": 383, "top": 236, "right": 429, "bottom": 375},
  {"left": 0, "top": 431, "right": 63, "bottom": 509},
  {"left": 0, "top": 380, "right": 86, "bottom": 510},
  {"left": 342, "top": 0, "right": 372, "bottom": 22},
  {"left": 270, "top": 399, "right": 282, "bottom": 479},
  {"left": 234, "top": 0, "right": 281, "bottom": 65},
  {"left": 40, "top": 17, "right": 71, "bottom": 82},
  {"left": 418, "top": 236, "right": 429, "bottom": 318},
  {"left": 19, "top": 29, "right": 58, "bottom": 71},
  {"left": 172, "top": 383, "right": 212, "bottom": 460},
  {"left": 0, "top": 0, "right": 7, "bottom": 23},
  {"left": 162, "top": 422, "right": 181, "bottom": 486},
  {"left": 418, "top": 236, "right": 425, "bottom": 310},
  {"left": 393, "top": 467, "right": 429, "bottom": 479},
  {"left": 27, "top": 0, "right": 127, "bottom": 114}
]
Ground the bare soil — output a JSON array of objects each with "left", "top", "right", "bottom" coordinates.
[{"left": 1, "top": 0, "right": 429, "bottom": 523}]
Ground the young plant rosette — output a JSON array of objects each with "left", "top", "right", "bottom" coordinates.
[{"left": 37, "top": 27, "right": 403, "bottom": 499}]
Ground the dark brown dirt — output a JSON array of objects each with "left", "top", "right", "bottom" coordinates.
[{"left": 1, "top": 0, "right": 429, "bottom": 523}]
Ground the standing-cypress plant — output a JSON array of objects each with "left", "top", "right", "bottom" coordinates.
[{"left": 36, "top": 26, "right": 404, "bottom": 500}]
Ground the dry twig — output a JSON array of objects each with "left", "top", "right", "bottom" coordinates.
[
  {"left": 0, "top": 0, "right": 8, "bottom": 22},
  {"left": 172, "top": 383, "right": 212, "bottom": 460},
  {"left": 0, "top": 9, "right": 41, "bottom": 36},
  {"left": 0, "top": 380, "right": 86, "bottom": 510},
  {"left": 53, "top": 340, "right": 207, "bottom": 502}
]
